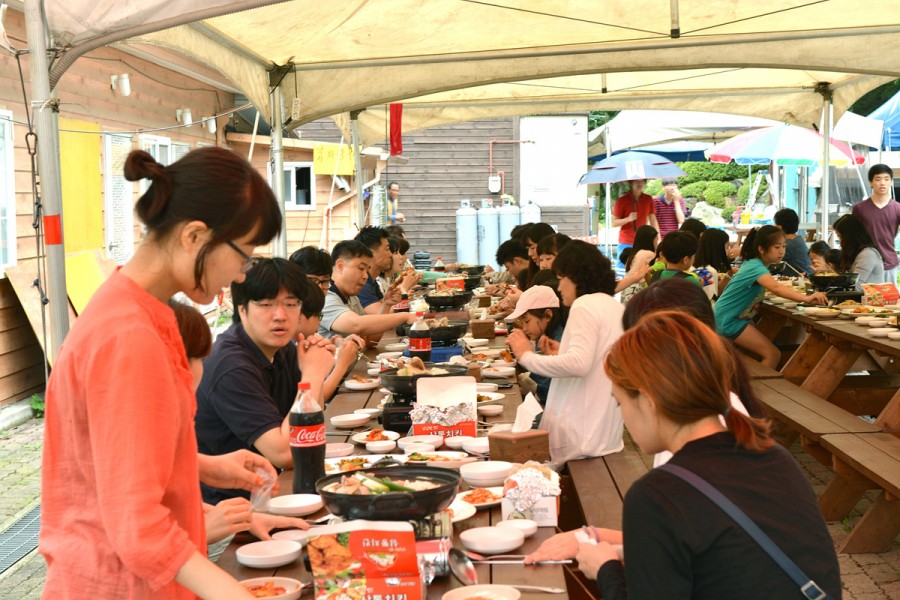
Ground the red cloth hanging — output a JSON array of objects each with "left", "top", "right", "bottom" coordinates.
[{"left": 389, "top": 103, "right": 403, "bottom": 156}]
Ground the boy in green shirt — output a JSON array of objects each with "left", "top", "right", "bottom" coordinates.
[{"left": 650, "top": 231, "right": 702, "bottom": 286}]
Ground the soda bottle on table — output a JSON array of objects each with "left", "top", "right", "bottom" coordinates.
[
  {"left": 289, "top": 381, "right": 325, "bottom": 494},
  {"left": 434, "top": 257, "right": 445, "bottom": 272},
  {"left": 409, "top": 311, "right": 432, "bottom": 362}
]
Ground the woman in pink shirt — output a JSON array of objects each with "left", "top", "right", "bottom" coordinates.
[{"left": 40, "top": 148, "right": 282, "bottom": 599}]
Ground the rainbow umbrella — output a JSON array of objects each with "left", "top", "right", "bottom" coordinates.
[{"left": 706, "top": 124, "right": 865, "bottom": 166}]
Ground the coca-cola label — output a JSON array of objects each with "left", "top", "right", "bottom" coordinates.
[
  {"left": 290, "top": 424, "right": 326, "bottom": 448},
  {"left": 409, "top": 337, "right": 431, "bottom": 351}
]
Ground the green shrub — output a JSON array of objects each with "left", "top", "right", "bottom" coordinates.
[
  {"left": 643, "top": 180, "right": 663, "bottom": 197},
  {"left": 737, "top": 178, "right": 769, "bottom": 204},
  {"left": 703, "top": 181, "right": 737, "bottom": 208},
  {"left": 680, "top": 181, "right": 708, "bottom": 199}
]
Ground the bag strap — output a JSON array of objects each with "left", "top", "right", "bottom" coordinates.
[{"left": 658, "top": 463, "right": 832, "bottom": 600}]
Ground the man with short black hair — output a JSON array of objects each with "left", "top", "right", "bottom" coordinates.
[
  {"left": 354, "top": 226, "right": 405, "bottom": 314},
  {"left": 774, "top": 208, "right": 811, "bottom": 275},
  {"left": 496, "top": 239, "right": 532, "bottom": 286},
  {"left": 289, "top": 245, "right": 333, "bottom": 293},
  {"left": 319, "top": 240, "right": 416, "bottom": 343},
  {"left": 195, "top": 258, "right": 336, "bottom": 503},
  {"left": 852, "top": 164, "right": 900, "bottom": 283},
  {"left": 654, "top": 177, "right": 686, "bottom": 238}
]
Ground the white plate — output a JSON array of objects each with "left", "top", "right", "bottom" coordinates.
[
  {"left": 477, "top": 404, "right": 504, "bottom": 417},
  {"left": 267, "top": 494, "right": 323, "bottom": 517},
  {"left": 465, "top": 338, "right": 489, "bottom": 347},
  {"left": 344, "top": 378, "right": 380, "bottom": 391},
  {"left": 803, "top": 307, "right": 841, "bottom": 317},
  {"left": 271, "top": 529, "right": 315, "bottom": 543},
  {"left": 842, "top": 307, "right": 895, "bottom": 316},
  {"left": 496, "top": 518, "right": 538, "bottom": 538},
  {"left": 240, "top": 576, "right": 304, "bottom": 600},
  {"left": 330, "top": 414, "right": 371, "bottom": 428},
  {"left": 442, "top": 584, "right": 520, "bottom": 600},
  {"left": 444, "top": 435, "right": 474, "bottom": 450},
  {"left": 486, "top": 360, "right": 516, "bottom": 368},
  {"left": 461, "top": 461, "right": 514, "bottom": 487},
  {"left": 455, "top": 487, "right": 504, "bottom": 509},
  {"left": 398, "top": 435, "right": 444, "bottom": 450},
  {"left": 476, "top": 383, "right": 499, "bottom": 393},
  {"left": 236, "top": 540, "right": 302, "bottom": 568},
  {"left": 869, "top": 327, "right": 894, "bottom": 337},
  {"left": 383, "top": 342, "right": 409, "bottom": 352},
  {"left": 769, "top": 296, "right": 787, "bottom": 304},
  {"left": 483, "top": 366, "right": 515, "bottom": 378},
  {"left": 366, "top": 440, "right": 396, "bottom": 453},
  {"left": 867, "top": 318, "right": 891, "bottom": 327},
  {"left": 376, "top": 351, "right": 404, "bottom": 361},
  {"left": 367, "top": 368, "right": 381, "bottom": 376},
  {"left": 889, "top": 331, "right": 900, "bottom": 341},
  {"left": 462, "top": 437, "right": 490, "bottom": 455},
  {"left": 460, "top": 526, "right": 524, "bottom": 555},
  {"left": 445, "top": 500, "right": 477, "bottom": 523},
  {"left": 476, "top": 392, "right": 505, "bottom": 403},
  {"left": 354, "top": 408, "right": 381, "bottom": 417},
  {"left": 324, "top": 454, "right": 406, "bottom": 474},
  {"left": 324, "top": 442, "right": 354, "bottom": 458},
  {"left": 782, "top": 302, "right": 798, "bottom": 309},
  {"left": 351, "top": 429, "right": 401, "bottom": 445},
  {"left": 404, "top": 451, "right": 477, "bottom": 469}
]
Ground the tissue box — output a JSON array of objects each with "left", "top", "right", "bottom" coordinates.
[
  {"left": 501, "top": 495, "right": 559, "bottom": 527},
  {"left": 861, "top": 283, "right": 899, "bottom": 306},
  {"left": 474, "top": 294, "right": 492, "bottom": 308},
  {"left": 488, "top": 430, "right": 550, "bottom": 463},
  {"left": 470, "top": 319, "right": 495, "bottom": 339}
]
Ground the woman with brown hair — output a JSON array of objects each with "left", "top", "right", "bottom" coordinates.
[
  {"left": 40, "top": 147, "right": 283, "bottom": 599},
  {"left": 526, "top": 311, "right": 840, "bottom": 599}
]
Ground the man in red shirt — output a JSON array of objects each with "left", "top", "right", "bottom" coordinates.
[{"left": 612, "top": 179, "right": 659, "bottom": 267}]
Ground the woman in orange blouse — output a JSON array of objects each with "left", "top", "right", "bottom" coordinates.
[{"left": 40, "top": 148, "right": 282, "bottom": 599}]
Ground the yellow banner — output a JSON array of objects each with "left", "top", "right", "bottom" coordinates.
[{"left": 313, "top": 143, "right": 354, "bottom": 176}]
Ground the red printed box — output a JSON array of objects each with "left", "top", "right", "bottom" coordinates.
[
  {"left": 412, "top": 421, "right": 477, "bottom": 439},
  {"left": 861, "top": 283, "right": 899, "bottom": 306}
]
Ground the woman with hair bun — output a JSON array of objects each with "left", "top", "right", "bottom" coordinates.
[
  {"left": 40, "top": 147, "right": 283, "bottom": 599},
  {"left": 526, "top": 312, "right": 841, "bottom": 600}
]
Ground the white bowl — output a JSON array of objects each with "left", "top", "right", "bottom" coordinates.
[
  {"left": 483, "top": 366, "right": 516, "bottom": 378},
  {"left": 367, "top": 361, "right": 381, "bottom": 370},
  {"left": 267, "top": 494, "right": 323, "bottom": 517},
  {"left": 236, "top": 540, "right": 302, "bottom": 568},
  {"left": 476, "top": 383, "right": 499, "bottom": 393},
  {"left": 366, "top": 440, "right": 397, "bottom": 453},
  {"left": 271, "top": 529, "right": 314, "bottom": 543},
  {"left": 398, "top": 435, "right": 444, "bottom": 450},
  {"left": 477, "top": 404, "right": 504, "bottom": 417},
  {"left": 496, "top": 518, "right": 538, "bottom": 538},
  {"left": 367, "top": 368, "right": 381, "bottom": 376},
  {"left": 442, "top": 585, "right": 520, "bottom": 600},
  {"left": 782, "top": 301, "right": 798, "bottom": 309},
  {"left": 888, "top": 331, "right": 900, "bottom": 341},
  {"left": 460, "top": 460, "right": 514, "bottom": 486},
  {"left": 444, "top": 435, "right": 474, "bottom": 450},
  {"left": 383, "top": 342, "right": 409, "bottom": 352},
  {"left": 462, "top": 437, "right": 490, "bottom": 456},
  {"left": 324, "top": 442, "right": 354, "bottom": 458},
  {"left": 351, "top": 429, "right": 401, "bottom": 445},
  {"left": 376, "top": 351, "right": 404, "bottom": 360},
  {"left": 769, "top": 296, "right": 787, "bottom": 303},
  {"left": 465, "top": 338, "right": 489, "bottom": 346},
  {"left": 240, "top": 576, "right": 304, "bottom": 600},
  {"left": 867, "top": 318, "right": 891, "bottom": 327},
  {"left": 460, "top": 526, "right": 525, "bottom": 555},
  {"left": 354, "top": 408, "right": 381, "bottom": 418},
  {"left": 869, "top": 327, "right": 894, "bottom": 337},
  {"left": 856, "top": 316, "right": 877, "bottom": 324},
  {"left": 403, "top": 443, "right": 436, "bottom": 454},
  {"left": 330, "top": 414, "right": 371, "bottom": 429}
]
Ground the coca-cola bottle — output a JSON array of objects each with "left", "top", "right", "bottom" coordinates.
[
  {"left": 434, "top": 257, "right": 445, "bottom": 272},
  {"left": 289, "top": 382, "right": 325, "bottom": 494},
  {"left": 409, "top": 311, "right": 432, "bottom": 362}
]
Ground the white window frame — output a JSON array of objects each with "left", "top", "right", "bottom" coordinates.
[
  {"left": 273, "top": 161, "right": 317, "bottom": 211},
  {"left": 0, "top": 110, "right": 17, "bottom": 268}
]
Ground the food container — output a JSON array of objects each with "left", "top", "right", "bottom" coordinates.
[
  {"left": 488, "top": 430, "right": 550, "bottom": 464},
  {"left": 473, "top": 294, "right": 492, "bottom": 308},
  {"left": 470, "top": 319, "right": 496, "bottom": 339}
]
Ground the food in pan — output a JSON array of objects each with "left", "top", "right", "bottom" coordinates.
[
  {"left": 322, "top": 473, "right": 440, "bottom": 495},
  {"left": 394, "top": 357, "right": 449, "bottom": 376}
]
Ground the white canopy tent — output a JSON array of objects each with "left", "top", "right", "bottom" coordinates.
[{"left": 17, "top": 0, "right": 900, "bottom": 356}]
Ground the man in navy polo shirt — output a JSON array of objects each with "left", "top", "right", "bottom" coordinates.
[
  {"left": 354, "top": 225, "right": 404, "bottom": 313},
  {"left": 195, "top": 258, "right": 335, "bottom": 504}
]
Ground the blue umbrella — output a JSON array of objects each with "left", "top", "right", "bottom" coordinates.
[{"left": 579, "top": 150, "right": 686, "bottom": 184}]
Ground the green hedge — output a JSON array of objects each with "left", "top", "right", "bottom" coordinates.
[
  {"left": 676, "top": 162, "right": 761, "bottom": 184},
  {"left": 737, "top": 178, "right": 769, "bottom": 204},
  {"left": 703, "top": 181, "right": 737, "bottom": 208},
  {"left": 680, "top": 181, "right": 707, "bottom": 199}
]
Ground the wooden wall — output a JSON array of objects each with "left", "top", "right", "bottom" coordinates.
[{"left": 298, "top": 117, "right": 519, "bottom": 262}]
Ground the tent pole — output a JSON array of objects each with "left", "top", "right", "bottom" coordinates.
[
  {"left": 25, "top": 0, "right": 68, "bottom": 362},
  {"left": 350, "top": 111, "right": 365, "bottom": 227},
  {"left": 270, "top": 86, "right": 287, "bottom": 257},
  {"left": 604, "top": 129, "right": 612, "bottom": 257},
  {"left": 820, "top": 87, "right": 834, "bottom": 241}
]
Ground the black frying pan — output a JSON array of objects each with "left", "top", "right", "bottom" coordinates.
[{"left": 378, "top": 363, "right": 469, "bottom": 398}]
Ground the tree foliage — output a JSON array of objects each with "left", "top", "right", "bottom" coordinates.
[{"left": 850, "top": 79, "right": 900, "bottom": 116}]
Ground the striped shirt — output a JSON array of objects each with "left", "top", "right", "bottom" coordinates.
[{"left": 654, "top": 195, "right": 686, "bottom": 238}]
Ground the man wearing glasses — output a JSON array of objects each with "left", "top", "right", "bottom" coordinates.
[
  {"left": 290, "top": 246, "right": 334, "bottom": 294},
  {"left": 194, "top": 258, "right": 345, "bottom": 504}
]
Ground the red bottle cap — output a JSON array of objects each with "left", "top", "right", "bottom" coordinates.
[
  {"left": 416, "top": 311, "right": 424, "bottom": 317},
  {"left": 298, "top": 382, "right": 312, "bottom": 391}
]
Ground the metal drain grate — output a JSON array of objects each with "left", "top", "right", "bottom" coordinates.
[{"left": 0, "top": 504, "right": 41, "bottom": 574}]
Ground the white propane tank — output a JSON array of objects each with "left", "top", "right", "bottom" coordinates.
[
  {"left": 520, "top": 200, "right": 541, "bottom": 224},
  {"left": 455, "top": 200, "right": 479, "bottom": 266},
  {"left": 477, "top": 199, "right": 500, "bottom": 268},
  {"left": 497, "top": 199, "right": 520, "bottom": 242}
]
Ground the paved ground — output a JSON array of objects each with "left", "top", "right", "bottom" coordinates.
[{"left": 0, "top": 417, "right": 897, "bottom": 598}]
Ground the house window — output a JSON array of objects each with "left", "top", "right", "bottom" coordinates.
[
  {"left": 0, "top": 111, "right": 16, "bottom": 268},
  {"left": 280, "top": 162, "right": 316, "bottom": 211},
  {"left": 140, "top": 135, "right": 191, "bottom": 166}
]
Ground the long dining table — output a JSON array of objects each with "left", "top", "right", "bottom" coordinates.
[{"left": 215, "top": 333, "right": 571, "bottom": 599}]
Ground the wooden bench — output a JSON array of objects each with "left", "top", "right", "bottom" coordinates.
[
  {"left": 751, "top": 378, "right": 881, "bottom": 463},
  {"left": 740, "top": 356, "right": 784, "bottom": 380},
  {"left": 818, "top": 433, "right": 900, "bottom": 553}
]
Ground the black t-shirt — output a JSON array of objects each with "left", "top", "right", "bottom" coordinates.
[
  {"left": 356, "top": 274, "right": 384, "bottom": 308},
  {"left": 597, "top": 432, "right": 841, "bottom": 600},
  {"left": 195, "top": 322, "right": 301, "bottom": 503}
]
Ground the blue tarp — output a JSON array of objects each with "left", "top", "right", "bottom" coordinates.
[{"left": 868, "top": 89, "right": 900, "bottom": 150}]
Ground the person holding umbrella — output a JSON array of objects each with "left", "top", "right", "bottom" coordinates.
[{"left": 612, "top": 179, "right": 659, "bottom": 267}]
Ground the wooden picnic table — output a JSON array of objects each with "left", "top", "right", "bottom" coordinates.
[{"left": 216, "top": 333, "right": 572, "bottom": 598}]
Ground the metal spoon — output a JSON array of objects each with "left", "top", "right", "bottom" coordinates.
[{"left": 447, "top": 548, "right": 566, "bottom": 594}]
